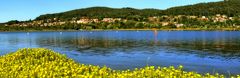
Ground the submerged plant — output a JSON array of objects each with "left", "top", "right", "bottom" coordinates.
[{"left": 0, "top": 48, "right": 239, "bottom": 78}]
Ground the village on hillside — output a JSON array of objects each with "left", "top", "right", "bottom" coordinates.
[{"left": 3, "top": 14, "right": 240, "bottom": 29}]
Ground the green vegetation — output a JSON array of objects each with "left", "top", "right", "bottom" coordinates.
[
  {"left": 0, "top": 48, "right": 239, "bottom": 77},
  {"left": 2, "top": 0, "right": 240, "bottom": 31},
  {"left": 36, "top": 7, "right": 162, "bottom": 21},
  {"left": 35, "top": 0, "right": 240, "bottom": 20},
  {"left": 163, "top": 0, "right": 240, "bottom": 16}
]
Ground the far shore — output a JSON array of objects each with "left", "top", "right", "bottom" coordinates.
[{"left": 0, "top": 28, "right": 240, "bottom": 32}]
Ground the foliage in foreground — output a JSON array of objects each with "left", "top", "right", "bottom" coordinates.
[{"left": 0, "top": 48, "right": 239, "bottom": 78}]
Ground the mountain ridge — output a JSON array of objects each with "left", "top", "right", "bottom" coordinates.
[
  {"left": 35, "top": 7, "right": 163, "bottom": 21},
  {"left": 33, "top": 0, "right": 240, "bottom": 21}
]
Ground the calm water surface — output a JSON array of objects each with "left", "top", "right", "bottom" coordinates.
[{"left": 0, "top": 30, "right": 240, "bottom": 75}]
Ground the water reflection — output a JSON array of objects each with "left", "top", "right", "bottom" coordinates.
[
  {"left": 32, "top": 31, "right": 240, "bottom": 59},
  {"left": 153, "top": 29, "right": 158, "bottom": 45},
  {"left": 0, "top": 31, "right": 240, "bottom": 75}
]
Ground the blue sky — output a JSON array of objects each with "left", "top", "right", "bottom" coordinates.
[{"left": 0, "top": 0, "right": 222, "bottom": 23}]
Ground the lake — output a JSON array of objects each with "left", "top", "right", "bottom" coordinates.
[{"left": 0, "top": 30, "right": 240, "bottom": 75}]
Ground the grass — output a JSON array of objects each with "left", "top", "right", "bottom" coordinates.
[{"left": 0, "top": 48, "right": 239, "bottom": 78}]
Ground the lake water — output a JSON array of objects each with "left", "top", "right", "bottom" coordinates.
[{"left": 0, "top": 30, "right": 240, "bottom": 75}]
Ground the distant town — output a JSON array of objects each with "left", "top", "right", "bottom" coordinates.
[{"left": 4, "top": 14, "right": 240, "bottom": 29}]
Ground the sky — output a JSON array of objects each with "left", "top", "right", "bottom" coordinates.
[{"left": 0, "top": 0, "right": 222, "bottom": 23}]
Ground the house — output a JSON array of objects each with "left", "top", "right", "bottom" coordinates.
[
  {"left": 175, "top": 24, "right": 184, "bottom": 28},
  {"left": 102, "top": 18, "right": 114, "bottom": 22},
  {"left": 59, "top": 22, "right": 66, "bottom": 25},
  {"left": 189, "top": 16, "right": 197, "bottom": 19},
  {"left": 44, "top": 23, "right": 48, "bottom": 26},
  {"left": 199, "top": 16, "right": 209, "bottom": 21},
  {"left": 229, "top": 17, "right": 233, "bottom": 20},
  {"left": 70, "top": 21, "right": 77, "bottom": 23},
  {"left": 216, "top": 14, "right": 221, "bottom": 17},
  {"left": 92, "top": 19, "right": 99, "bottom": 23},
  {"left": 102, "top": 18, "right": 121, "bottom": 22},
  {"left": 213, "top": 14, "right": 228, "bottom": 22},
  {"left": 53, "top": 18, "right": 58, "bottom": 21},
  {"left": 77, "top": 18, "right": 92, "bottom": 24},
  {"left": 161, "top": 22, "right": 170, "bottom": 26}
]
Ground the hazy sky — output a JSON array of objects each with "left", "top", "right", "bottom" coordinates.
[{"left": 0, "top": 0, "right": 222, "bottom": 23}]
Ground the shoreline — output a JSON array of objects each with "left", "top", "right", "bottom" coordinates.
[{"left": 0, "top": 28, "right": 240, "bottom": 32}]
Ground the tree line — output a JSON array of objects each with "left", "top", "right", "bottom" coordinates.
[{"left": 35, "top": 0, "right": 240, "bottom": 21}]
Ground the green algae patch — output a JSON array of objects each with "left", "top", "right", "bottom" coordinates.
[{"left": 0, "top": 48, "right": 239, "bottom": 78}]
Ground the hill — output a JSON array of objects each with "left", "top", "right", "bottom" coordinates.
[
  {"left": 35, "top": 7, "right": 163, "bottom": 21},
  {"left": 163, "top": 0, "right": 240, "bottom": 16},
  {"left": 35, "top": 0, "right": 240, "bottom": 21}
]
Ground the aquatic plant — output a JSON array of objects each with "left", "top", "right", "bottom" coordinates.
[{"left": 0, "top": 48, "right": 239, "bottom": 78}]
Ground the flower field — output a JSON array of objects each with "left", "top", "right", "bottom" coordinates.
[{"left": 0, "top": 48, "right": 239, "bottom": 78}]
